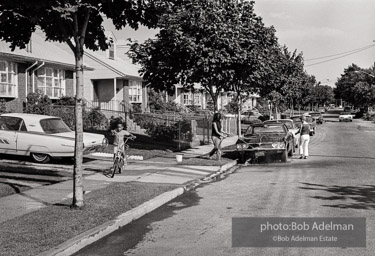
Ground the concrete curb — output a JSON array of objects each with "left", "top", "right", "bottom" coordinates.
[{"left": 37, "top": 159, "right": 238, "bottom": 256}]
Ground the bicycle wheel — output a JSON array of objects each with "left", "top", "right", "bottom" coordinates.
[{"left": 111, "top": 158, "right": 120, "bottom": 178}]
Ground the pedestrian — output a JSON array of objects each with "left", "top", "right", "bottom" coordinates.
[
  {"left": 209, "top": 112, "right": 229, "bottom": 160},
  {"left": 295, "top": 115, "right": 310, "bottom": 159}
]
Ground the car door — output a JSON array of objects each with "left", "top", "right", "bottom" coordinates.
[{"left": 0, "top": 116, "right": 22, "bottom": 154}]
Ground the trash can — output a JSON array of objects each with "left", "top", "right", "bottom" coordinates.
[{"left": 176, "top": 154, "right": 183, "bottom": 163}]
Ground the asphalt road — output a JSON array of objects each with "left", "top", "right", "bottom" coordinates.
[{"left": 74, "top": 119, "right": 375, "bottom": 256}]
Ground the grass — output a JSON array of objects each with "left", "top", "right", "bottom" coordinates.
[
  {"left": 0, "top": 182, "right": 178, "bottom": 256},
  {"left": 0, "top": 183, "right": 30, "bottom": 198}
]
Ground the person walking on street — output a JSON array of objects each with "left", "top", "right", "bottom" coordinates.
[
  {"left": 209, "top": 113, "right": 229, "bottom": 160},
  {"left": 295, "top": 115, "right": 310, "bottom": 159}
]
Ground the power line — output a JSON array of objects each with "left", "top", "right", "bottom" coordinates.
[
  {"left": 305, "top": 45, "right": 375, "bottom": 67},
  {"left": 305, "top": 44, "right": 375, "bottom": 61}
]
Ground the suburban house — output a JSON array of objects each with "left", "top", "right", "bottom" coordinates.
[
  {"left": 0, "top": 32, "right": 77, "bottom": 112},
  {"left": 168, "top": 83, "right": 259, "bottom": 111},
  {"left": 82, "top": 38, "right": 147, "bottom": 113}
]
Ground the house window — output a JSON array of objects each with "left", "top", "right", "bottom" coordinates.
[
  {"left": 37, "top": 67, "right": 65, "bottom": 98},
  {"left": 109, "top": 43, "right": 115, "bottom": 60},
  {"left": 183, "top": 93, "right": 191, "bottom": 105},
  {"left": 0, "top": 60, "right": 17, "bottom": 97},
  {"left": 129, "top": 80, "right": 142, "bottom": 103},
  {"left": 194, "top": 94, "right": 201, "bottom": 105}
]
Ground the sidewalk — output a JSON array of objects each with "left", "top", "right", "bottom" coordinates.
[{"left": 0, "top": 136, "right": 238, "bottom": 224}]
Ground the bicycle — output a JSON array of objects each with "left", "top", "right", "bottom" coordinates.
[{"left": 111, "top": 134, "right": 136, "bottom": 178}]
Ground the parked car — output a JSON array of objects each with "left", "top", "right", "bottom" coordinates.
[
  {"left": 339, "top": 112, "right": 353, "bottom": 122},
  {"left": 0, "top": 113, "right": 108, "bottom": 163},
  {"left": 290, "top": 115, "right": 317, "bottom": 135},
  {"left": 263, "top": 119, "right": 300, "bottom": 149},
  {"left": 318, "top": 107, "right": 326, "bottom": 113},
  {"left": 236, "top": 123, "right": 294, "bottom": 164},
  {"left": 241, "top": 109, "right": 263, "bottom": 124},
  {"left": 308, "top": 112, "right": 324, "bottom": 124}
]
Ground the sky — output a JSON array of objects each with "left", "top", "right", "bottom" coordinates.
[{"left": 104, "top": 0, "right": 375, "bottom": 87}]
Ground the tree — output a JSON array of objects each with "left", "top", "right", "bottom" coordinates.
[
  {"left": 334, "top": 64, "right": 375, "bottom": 108},
  {"left": 129, "top": 0, "right": 278, "bottom": 135},
  {"left": 311, "top": 85, "right": 334, "bottom": 108},
  {"left": 128, "top": 0, "right": 277, "bottom": 109},
  {"left": 0, "top": 0, "right": 167, "bottom": 208}
]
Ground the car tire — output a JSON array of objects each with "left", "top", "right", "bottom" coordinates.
[
  {"left": 281, "top": 150, "right": 287, "bottom": 163},
  {"left": 31, "top": 153, "right": 51, "bottom": 164},
  {"left": 350, "top": 120, "right": 353, "bottom": 122}
]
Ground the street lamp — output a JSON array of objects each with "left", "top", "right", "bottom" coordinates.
[{"left": 354, "top": 70, "right": 375, "bottom": 78}]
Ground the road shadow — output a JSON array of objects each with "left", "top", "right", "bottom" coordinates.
[{"left": 299, "top": 182, "right": 375, "bottom": 210}]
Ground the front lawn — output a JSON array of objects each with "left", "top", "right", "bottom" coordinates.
[{"left": 0, "top": 182, "right": 178, "bottom": 256}]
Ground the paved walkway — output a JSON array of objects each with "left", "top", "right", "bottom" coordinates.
[{"left": 0, "top": 136, "right": 238, "bottom": 224}]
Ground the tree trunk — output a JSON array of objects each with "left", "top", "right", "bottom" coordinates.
[
  {"left": 72, "top": 54, "right": 84, "bottom": 208},
  {"left": 237, "top": 95, "right": 242, "bottom": 137}
]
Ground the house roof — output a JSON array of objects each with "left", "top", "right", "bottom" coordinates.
[
  {"left": 0, "top": 33, "right": 92, "bottom": 70},
  {"left": 84, "top": 49, "right": 142, "bottom": 80}
]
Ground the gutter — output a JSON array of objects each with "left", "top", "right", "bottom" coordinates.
[
  {"left": 31, "top": 61, "right": 45, "bottom": 93},
  {"left": 25, "top": 61, "right": 38, "bottom": 97}
]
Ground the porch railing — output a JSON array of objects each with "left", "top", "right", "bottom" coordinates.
[{"left": 90, "top": 100, "right": 133, "bottom": 113}]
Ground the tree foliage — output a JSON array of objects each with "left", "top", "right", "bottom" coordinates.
[
  {"left": 129, "top": 0, "right": 278, "bottom": 111},
  {"left": 0, "top": 0, "right": 168, "bottom": 208},
  {"left": 334, "top": 64, "right": 375, "bottom": 108}
]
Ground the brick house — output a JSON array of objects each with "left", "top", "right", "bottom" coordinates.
[{"left": 0, "top": 33, "right": 78, "bottom": 112}]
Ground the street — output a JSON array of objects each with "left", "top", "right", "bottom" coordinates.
[{"left": 74, "top": 119, "right": 375, "bottom": 256}]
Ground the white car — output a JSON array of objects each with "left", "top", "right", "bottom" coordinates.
[
  {"left": 339, "top": 112, "right": 353, "bottom": 122},
  {"left": 0, "top": 113, "right": 108, "bottom": 163}
]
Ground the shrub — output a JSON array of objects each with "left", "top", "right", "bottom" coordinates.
[
  {"left": 85, "top": 108, "right": 108, "bottom": 130},
  {"left": 24, "top": 91, "right": 52, "bottom": 115},
  {"left": 0, "top": 99, "right": 7, "bottom": 114},
  {"left": 132, "top": 103, "right": 142, "bottom": 113}
]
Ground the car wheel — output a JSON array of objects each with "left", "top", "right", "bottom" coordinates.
[
  {"left": 280, "top": 149, "right": 287, "bottom": 163},
  {"left": 350, "top": 120, "right": 353, "bottom": 122},
  {"left": 31, "top": 153, "right": 51, "bottom": 164}
]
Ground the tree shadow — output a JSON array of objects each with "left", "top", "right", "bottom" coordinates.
[{"left": 300, "top": 182, "right": 375, "bottom": 210}]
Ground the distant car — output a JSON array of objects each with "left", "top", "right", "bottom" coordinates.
[
  {"left": 339, "top": 112, "right": 353, "bottom": 122},
  {"left": 318, "top": 107, "right": 326, "bottom": 113},
  {"left": 308, "top": 112, "right": 324, "bottom": 124},
  {"left": 0, "top": 113, "right": 108, "bottom": 163},
  {"left": 263, "top": 119, "right": 300, "bottom": 149},
  {"left": 290, "top": 115, "right": 317, "bottom": 135},
  {"left": 241, "top": 109, "right": 263, "bottom": 124},
  {"left": 236, "top": 123, "right": 294, "bottom": 164}
]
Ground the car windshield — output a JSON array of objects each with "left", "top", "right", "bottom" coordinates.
[
  {"left": 245, "top": 125, "right": 284, "bottom": 135},
  {"left": 40, "top": 118, "right": 71, "bottom": 134}
]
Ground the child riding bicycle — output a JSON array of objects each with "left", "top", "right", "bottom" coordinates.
[{"left": 111, "top": 122, "right": 133, "bottom": 164}]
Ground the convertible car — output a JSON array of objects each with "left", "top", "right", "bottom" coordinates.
[
  {"left": 263, "top": 119, "right": 300, "bottom": 149},
  {"left": 0, "top": 113, "right": 108, "bottom": 163},
  {"left": 236, "top": 123, "right": 294, "bottom": 164}
]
